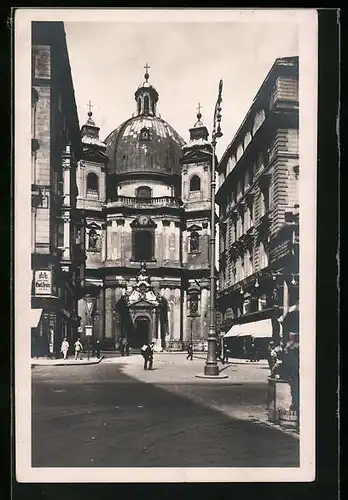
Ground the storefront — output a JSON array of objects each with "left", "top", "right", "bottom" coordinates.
[
  {"left": 223, "top": 316, "right": 280, "bottom": 359},
  {"left": 31, "top": 268, "right": 78, "bottom": 357}
]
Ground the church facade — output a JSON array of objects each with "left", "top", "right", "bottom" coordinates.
[{"left": 76, "top": 70, "right": 213, "bottom": 350}]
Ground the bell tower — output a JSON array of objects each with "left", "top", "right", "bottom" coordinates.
[
  {"left": 180, "top": 105, "right": 213, "bottom": 344},
  {"left": 76, "top": 104, "right": 109, "bottom": 342}
]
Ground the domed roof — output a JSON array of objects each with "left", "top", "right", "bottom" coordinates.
[
  {"left": 105, "top": 115, "right": 185, "bottom": 176},
  {"left": 104, "top": 69, "right": 186, "bottom": 176}
]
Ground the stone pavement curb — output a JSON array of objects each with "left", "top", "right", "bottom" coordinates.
[{"left": 31, "top": 356, "right": 104, "bottom": 367}]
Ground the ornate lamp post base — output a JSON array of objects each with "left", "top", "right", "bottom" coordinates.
[
  {"left": 204, "top": 363, "right": 220, "bottom": 376},
  {"left": 195, "top": 373, "right": 228, "bottom": 379}
]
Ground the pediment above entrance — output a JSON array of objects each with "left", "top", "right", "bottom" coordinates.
[
  {"left": 128, "top": 297, "right": 159, "bottom": 309},
  {"left": 126, "top": 261, "right": 160, "bottom": 308}
]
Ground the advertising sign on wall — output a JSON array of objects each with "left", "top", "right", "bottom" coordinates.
[{"left": 34, "top": 270, "right": 52, "bottom": 296}]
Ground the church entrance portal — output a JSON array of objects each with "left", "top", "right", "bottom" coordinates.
[{"left": 134, "top": 316, "right": 150, "bottom": 348}]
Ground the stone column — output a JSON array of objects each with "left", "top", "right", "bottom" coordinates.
[
  {"left": 104, "top": 287, "right": 113, "bottom": 339},
  {"left": 62, "top": 212, "right": 70, "bottom": 261},
  {"left": 156, "top": 312, "right": 162, "bottom": 350},
  {"left": 62, "top": 148, "right": 71, "bottom": 208},
  {"left": 151, "top": 308, "right": 157, "bottom": 345}
]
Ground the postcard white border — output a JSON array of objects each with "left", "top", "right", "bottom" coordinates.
[{"left": 15, "top": 8, "right": 318, "bottom": 483}]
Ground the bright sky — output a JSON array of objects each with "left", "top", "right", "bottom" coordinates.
[{"left": 64, "top": 19, "right": 298, "bottom": 158}]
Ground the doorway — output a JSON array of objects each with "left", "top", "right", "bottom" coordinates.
[{"left": 133, "top": 316, "right": 150, "bottom": 347}]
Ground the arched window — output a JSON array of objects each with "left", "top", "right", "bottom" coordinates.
[
  {"left": 189, "top": 175, "right": 201, "bottom": 192},
  {"left": 144, "top": 95, "right": 150, "bottom": 114},
  {"left": 136, "top": 186, "right": 152, "bottom": 199},
  {"left": 189, "top": 231, "right": 200, "bottom": 253},
  {"left": 137, "top": 98, "right": 141, "bottom": 114},
  {"left": 253, "top": 109, "right": 266, "bottom": 135},
  {"left": 87, "top": 172, "right": 99, "bottom": 195}
]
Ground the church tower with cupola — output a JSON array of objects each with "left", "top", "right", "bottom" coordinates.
[
  {"left": 76, "top": 105, "right": 109, "bottom": 335},
  {"left": 180, "top": 106, "right": 213, "bottom": 343},
  {"left": 98, "top": 66, "right": 186, "bottom": 351}
]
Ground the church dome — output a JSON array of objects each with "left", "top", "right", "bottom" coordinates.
[{"left": 104, "top": 69, "right": 186, "bottom": 176}]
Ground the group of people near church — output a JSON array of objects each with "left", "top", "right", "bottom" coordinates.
[{"left": 59, "top": 337, "right": 102, "bottom": 360}]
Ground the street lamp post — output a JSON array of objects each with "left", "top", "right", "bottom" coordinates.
[{"left": 204, "top": 80, "right": 224, "bottom": 376}]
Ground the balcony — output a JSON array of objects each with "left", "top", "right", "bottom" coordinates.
[{"left": 108, "top": 196, "right": 182, "bottom": 209}]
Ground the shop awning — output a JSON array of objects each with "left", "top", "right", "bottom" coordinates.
[
  {"left": 31, "top": 308, "right": 43, "bottom": 328},
  {"left": 224, "top": 318, "right": 273, "bottom": 339}
]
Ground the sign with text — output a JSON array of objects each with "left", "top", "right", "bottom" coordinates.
[
  {"left": 34, "top": 270, "right": 52, "bottom": 296},
  {"left": 85, "top": 326, "right": 93, "bottom": 337}
]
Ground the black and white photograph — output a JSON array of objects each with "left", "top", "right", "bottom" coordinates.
[{"left": 15, "top": 8, "right": 317, "bottom": 482}]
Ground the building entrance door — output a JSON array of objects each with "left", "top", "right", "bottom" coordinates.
[{"left": 134, "top": 317, "right": 150, "bottom": 348}]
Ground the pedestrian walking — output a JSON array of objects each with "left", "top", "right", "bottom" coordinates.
[
  {"left": 186, "top": 342, "right": 193, "bottom": 361},
  {"left": 249, "top": 337, "right": 257, "bottom": 362},
  {"left": 60, "top": 338, "right": 69, "bottom": 360},
  {"left": 141, "top": 342, "right": 155, "bottom": 370},
  {"left": 74, "top": 338, "right": 83, "bottom": 360},
  {"left": 95, "top": 339, "right": 101, "bottom": 359}
]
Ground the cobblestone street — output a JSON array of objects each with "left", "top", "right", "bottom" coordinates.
[{"left": 32, "top": 353, "right": 299, "bottom": 468}]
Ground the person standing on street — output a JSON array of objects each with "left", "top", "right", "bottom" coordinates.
[
  {"left": 74, "top": 338, "right": 83, "bottom": 360},
  {"left": 95, "top": 339, "right": 101, "bottom": 359},
  {"left": 267, "top": 340, "right": 276, "bottom": 372},
  {"left": 249, "top": 337, "right": 257, "bottom": 362},
  {"left": 222, "top": 340, "right": 229, "bottom": 364},
  {"left": 60, "top": 338, "right": 69, "bottom": 360},
  {"left": 141, "top": 342, "right": 155, "bottom": 370},
  {"left": 186, "top": 342, "right": 193, "bottom": 361}
]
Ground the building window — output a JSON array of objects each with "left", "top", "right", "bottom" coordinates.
[
  {"left": 189, "top": 231, "right": 200, "bottom": 253},
  {"left": 253, "top": 109, "right": 266, "bottom": 135},
  {"left": 87, "top": 172, "right": 99, "bottom": 196},
  {"left": 244, "top": 131, "right": 252, "bottom": 150},
  {"left": 144, "top": 95, "right": 150, "bottom": 114},
  {"left": 57, "top": 221, "right": 64, "bottom": 248},
  {"left": 236, "top": 144, "right": 244, "bottom": 162},
  {"left": 189, "top": 175, "right": 201, "bottom": 192},
  {"left": 137, "top": 98, "right": 141, "bottom": 114},
  {"left": 140, "top": 127, "right": 150, "bottom": 141},
  {"left": 259, "top": 242, "right": 268, "bottom": 269},
  {"left": 136, "top": 186, "right": 152, "bottom": 199},
  {"left": 133, "top": 229, "right": 154, "bottom": 261},
  {"left": 259, "top": 188, "right": 269, "bottom": 217}
]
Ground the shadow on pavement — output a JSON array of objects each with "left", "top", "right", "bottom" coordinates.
[{"left": 32, "top": 362, "right": 299, "bottom": 469}]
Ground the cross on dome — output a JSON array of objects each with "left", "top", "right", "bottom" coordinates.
[
  {"left": 86, "top": 100, "right": 94, "bottom": 116},
  {"left": 144, "top": 63, "right": 150, "bottom": 82},
  {"left": 196, "top": 102, "right": 202, "bottom": 120}
]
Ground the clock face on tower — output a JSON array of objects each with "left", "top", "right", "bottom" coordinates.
[{"left": 139, "top": 215, "right": 149, "bottom": 226}]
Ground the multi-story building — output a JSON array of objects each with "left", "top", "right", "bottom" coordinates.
[
  {"left": 31, "top": 21, "right": 85, "bottom": 357},
  {"left": 216, "top": 56, "right": 299, "bottom": 357}
]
